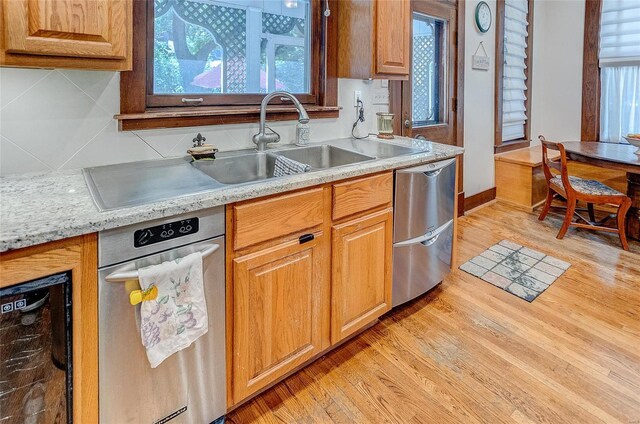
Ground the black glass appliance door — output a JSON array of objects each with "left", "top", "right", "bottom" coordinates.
[{"left": 0, "top": 273, "right": 72, "bottom": 424}]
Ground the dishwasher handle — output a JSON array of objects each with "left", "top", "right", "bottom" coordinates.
[
  {"left": 420, "top": 233, "right": 441, "bottom": 247},
  {"left": 105, "top": 244, "right": 220, "bottom": 283},
  {"left": 394, "top": 220, "right": 453, "bottom": 247},
  {"left": 397, "top": 157, "right": 456, "bottom": 176}
]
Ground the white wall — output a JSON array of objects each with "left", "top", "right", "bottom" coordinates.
[
  {"left": 0, "top": 69, "right": 387, "bottom": 175},
  {"left": 463, "top": 0, "right": 497, "bottom": 197},
  {"left": 463, "top": 0, "right": 586, "bottom": 197},
  {"left": 529, "top": 0, "right": 585, "bottom": 144}
]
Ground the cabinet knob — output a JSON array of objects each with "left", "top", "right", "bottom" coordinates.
[{"left": 404, "top": 119, "right": 411, "bottom": 129}]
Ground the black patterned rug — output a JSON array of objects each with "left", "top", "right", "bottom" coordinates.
[{"left": 459, "top": 240, "right": 571, "bottom": 302}]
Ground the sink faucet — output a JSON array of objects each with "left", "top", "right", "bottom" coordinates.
[{"left": 252, "top": 91, "right": 310, "bottom": 151}]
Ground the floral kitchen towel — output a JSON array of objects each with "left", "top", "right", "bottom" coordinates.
[{"left": 137, "top": 252, "right": 208, "bottom": 368}]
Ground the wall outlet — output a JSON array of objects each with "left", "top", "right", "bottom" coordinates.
[
  {"left": 354, "top": 90, "right": 362, "bottom": 107},
  {"left": 372, "top": 89, "right": 389, "bottom": 105}
]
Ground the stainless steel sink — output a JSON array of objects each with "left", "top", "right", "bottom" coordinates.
[
  {"left": 192, "top": 145, "right": 373, "bottom": 185},
  {"left": 82, "top": 140, "right": 414, "bottom": 212},
  {"left": 273, "top": 145, "right": 374, "bottom": 169},
  {"left": 330, "top": 139, "right": 423, "bottom": 158},
  {"left": 83, "top": 157, "right": 224, "bottom": 212},
  {"left": 191, "top": 152, "right": 277, "bottom": 184}
]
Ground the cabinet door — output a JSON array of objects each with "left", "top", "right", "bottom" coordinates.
[
  {"left": 3, "top": 0, "right": 129, "bottom": 60},
  {"left": 232, "top": 233, "right": 327, "bottom": 402},
  {"left": 331, "top": 208, "right": 393, "bottom": 344},
  {"left": 375, "top": 0, "right": 411, "bottom": 75}
]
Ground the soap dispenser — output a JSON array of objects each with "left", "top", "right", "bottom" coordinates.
[{"left": 295, "top": 121, "right": 310, "bottom": 146}]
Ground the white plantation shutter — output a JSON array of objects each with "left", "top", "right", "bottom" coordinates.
[
  {"left": 599, "top": 0, "right": 640, "bottom": 67},
  {"left": 501, "top": 0, "right": 529, "bottom": 142}
]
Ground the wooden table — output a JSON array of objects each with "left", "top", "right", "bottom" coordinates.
[{"left": 562, "top": 142, "right": 640, "bottom": 239}]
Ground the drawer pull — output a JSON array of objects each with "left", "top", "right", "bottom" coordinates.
[{"left": 299, "top": 234, "right": 315, "bottom": 244}]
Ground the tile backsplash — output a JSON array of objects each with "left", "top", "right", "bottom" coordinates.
[{"left": 0, "top": 68, "right": 388, "bottom": 176}]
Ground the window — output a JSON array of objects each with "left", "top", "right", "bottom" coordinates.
[
  {"left": 118, "top": 0, "right": 338, "bottom": 130},
  {"left": 411, "top": 13, "right": 445, "bottom": 127},
  {"left": 598, "top": 0, "right": 640, "bottom": 143},
  {"left": 495, "top": 0, "right": 533, "bottom": 152},
  {"left": 152, "top": 0, "right": 310, "bottom": 98}
]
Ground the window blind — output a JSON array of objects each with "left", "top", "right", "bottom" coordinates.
[
  {"left": 599, "top": 0, "right": 640, "bottom": 67},
  {"left": 501, "top": 0, "right": 529, "bottom": 142}
]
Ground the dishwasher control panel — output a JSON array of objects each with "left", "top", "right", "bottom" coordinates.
[{"left": 133, "top": 217, "right": 199, "bottom": 248}]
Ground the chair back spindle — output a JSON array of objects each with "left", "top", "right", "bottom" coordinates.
[{"left": 538, "top": 135, "right": 572, "bottom": 195}]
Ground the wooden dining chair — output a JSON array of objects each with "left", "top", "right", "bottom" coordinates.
[{"left": 538, "top": 135, "right": 632, "bottom": 250}]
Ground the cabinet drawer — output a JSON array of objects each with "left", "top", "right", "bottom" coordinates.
[
  {"left": 393, "top": 159, "right": 456, "bottom": 243},
  {"left": 233, "top": 188, "right": 324, "bottom": 250},
  {"left": 332, "top": 172, "right": 393, "bottom": 221}
]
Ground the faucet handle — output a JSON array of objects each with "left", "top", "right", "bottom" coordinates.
[
  {"left": 265, "top": 126, "right": 281, "bottom": 143},
  {"left": 192, "top": 133, "right": 206, "bottom": 147}
]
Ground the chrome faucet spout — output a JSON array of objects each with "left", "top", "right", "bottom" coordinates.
[{"left": 253, "top": 91, "right": 309, "bottom": 151}]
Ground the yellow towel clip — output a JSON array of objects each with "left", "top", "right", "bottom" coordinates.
[{"left": 129, "top": 285, "right": 158, "bottom": 305}]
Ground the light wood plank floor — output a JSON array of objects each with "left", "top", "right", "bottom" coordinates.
[{"left": 227, "top": 202, "right": 640, "bottom": 424}]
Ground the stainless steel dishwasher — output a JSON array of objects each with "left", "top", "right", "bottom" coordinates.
[
  {"left": 392, "top": 158, "right": 456, "bottom": 307},
  {"left": 98, "top": 207, "right": 225, "bottom": 424}
]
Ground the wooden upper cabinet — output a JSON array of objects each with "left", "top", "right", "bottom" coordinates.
[
  {"left": 0, "top": 0, "right": 132, "bottom": 70},
  {"left": 331, "top": 208, "right": 393, "bottom": 344},
  {"left": 231, "top": 234, "right": 327, "bottom": 402},
  {"left": 375, "top": 0, "right": 411, "bottom": 76},
  {"left": 337, "top": 0, "right": 410, "bottom": 80}
]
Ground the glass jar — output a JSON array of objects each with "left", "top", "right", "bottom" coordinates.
[{"left": 376, "top": 112, "right": 395, "bottom": 139}]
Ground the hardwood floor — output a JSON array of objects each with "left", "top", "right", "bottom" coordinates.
[{"left": 226, "top": 202, "right": 640, "bottom": 424}]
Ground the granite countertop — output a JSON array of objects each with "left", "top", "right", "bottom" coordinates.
[{"left": 0, "top": 137, "right": 463, "bottom": 252}]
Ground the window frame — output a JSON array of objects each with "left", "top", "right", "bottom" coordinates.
[
  {"left": 410, "top": 11, "right": 447, "bottom": 129},
  {"left": 581, "top": 0, "right": 640, "bottom": 143},
  {"left": 118, "top": 0, "right": 338, "bottom": 131},
  {"left": 581, "top": 0, "right": 602, "bottom": 142},
  {"left": 494, "top": 0, "right": 534, "bottom": 154}
]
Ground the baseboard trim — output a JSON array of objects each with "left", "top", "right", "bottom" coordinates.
[{"left": 464, "top": 187, "right": 497, "bottom": 213}]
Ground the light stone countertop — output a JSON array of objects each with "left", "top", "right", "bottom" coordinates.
[{"left": 0, "top": 137, "right": 463, "bottom": 252}]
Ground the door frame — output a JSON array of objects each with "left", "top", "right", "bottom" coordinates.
[{"left": 389, "top": 0, "right": 465, "bottom": 212}]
